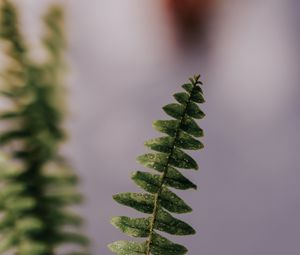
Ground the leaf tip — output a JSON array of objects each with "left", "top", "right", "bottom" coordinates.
[
  {"left": 193, "top": 163, "right": 199, "bottom": 170},
  {"left": 194, "top": 74, "right": 201, "bottom": 81},
  {"left": 112, "top": 194, "right": 119, "bottom": 201},
  {"left": 107, "top": 242, "right": 115, "bottom": 252},
  {"left": 130, "top": 171, "right": 138, "bottom": 180}
]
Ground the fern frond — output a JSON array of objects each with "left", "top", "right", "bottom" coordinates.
[
  {"left": 0, "top": 2, "right": 89, "bottom": 255},
  {"left": 42, "top": 4, "right": 67, "bottom": 113},
  {"left": 0, "top": 0, "right": 26, "bottom": 59},
  {"left": 109, "top": 75, "right": 205, "bottom": 255}
]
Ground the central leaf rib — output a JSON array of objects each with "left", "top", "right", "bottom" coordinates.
[{"left": 145, "top": 80, "right": 198, "bottom": 255}]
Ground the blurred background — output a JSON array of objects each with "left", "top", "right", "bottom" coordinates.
[{"left": 12, "top": 0, "right": 300, "bottom": 254}]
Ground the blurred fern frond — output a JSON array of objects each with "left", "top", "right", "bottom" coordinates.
[
  {"left": 108, "top": 75, "right": 205, "bottom": 255},
  {"left": 0, "top": 1, "right": 89, "bottom": 255}
]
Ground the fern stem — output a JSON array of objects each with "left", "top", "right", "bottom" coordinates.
[{"left": 146, "top": 76, "right": 199, "bottom": 255}]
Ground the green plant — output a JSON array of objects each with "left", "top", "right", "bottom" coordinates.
[
  {"left": 0, "top": 1, "right": 89, "bottom": 254},
  {"left": 108, "top": 75, "right": 205, "bottom": 255}
]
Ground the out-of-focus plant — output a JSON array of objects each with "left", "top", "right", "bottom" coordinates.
[
  {"left": 0, "top": 1, "right": 89, "bottom": 254},
  {"left": 108, "top": 75, "right": 205, "bottom": 255}
]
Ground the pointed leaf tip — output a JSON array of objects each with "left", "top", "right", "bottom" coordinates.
[{"left": 194, "top": 74, "right": 201, "bottom": 81}]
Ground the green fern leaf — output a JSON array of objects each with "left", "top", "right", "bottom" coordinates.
[
  {"left": 108, "top": 241, "right": 147, "bottom": 255},
  {"left": 155, "top": 208, "right": 195, "bottom": 235},
  {"left": 109, "top": 75, "right": 205, "bottom": 254},
  {"left": 150, "top": 233, "right": 187, "bottom": 255},
  {"left": 132, "top": 170, "right": 197, "bottom": 190},
  {"left": 113, "top": 193, "right": 155, "bottom": 214},
  {"left": 111, "top": 217, "right": 151, "bottom": 238},
  {"left": 0, "top": 2, "right": 90, "bottom": 255}
]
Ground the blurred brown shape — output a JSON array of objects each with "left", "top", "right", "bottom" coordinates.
[{"left": 164, "top": 0, "right": 217, "bottom": 48}]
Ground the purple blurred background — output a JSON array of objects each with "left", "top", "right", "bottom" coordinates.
[{"left": 15, "top": 0, "right": 300, "bottom": 254}]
